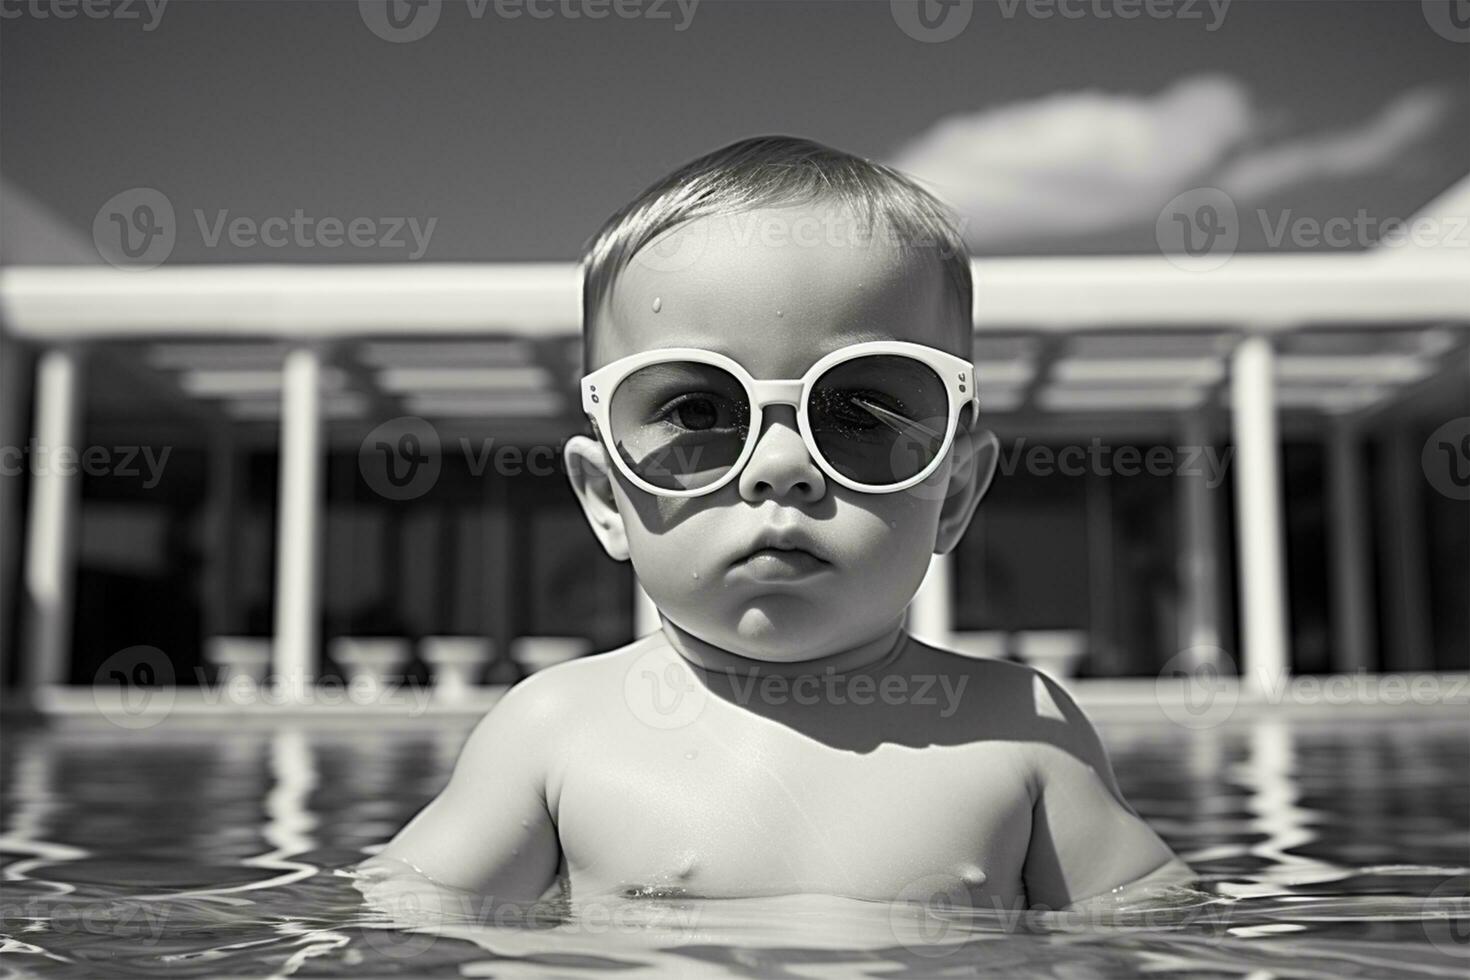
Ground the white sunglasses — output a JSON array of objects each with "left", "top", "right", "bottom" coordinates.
[{"left": 580, "top": 340, "right": 979, "bottom": 497}]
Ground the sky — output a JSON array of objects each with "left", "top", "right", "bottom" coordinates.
[{"left": 1, "top": 0, "right": 1467, "bottom": 262}]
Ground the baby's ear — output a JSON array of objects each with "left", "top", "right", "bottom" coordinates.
[
  {"left": 565, "top": 434, "right": 630, "bottom": 562},
  {"left": 934, "top": 426, "right": 1000, "bottom": 555}
]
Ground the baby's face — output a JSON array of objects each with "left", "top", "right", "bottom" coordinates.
[{"left": 576, "top": 203, "right": 979, "bottom": 662}]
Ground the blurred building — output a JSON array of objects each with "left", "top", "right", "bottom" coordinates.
[{"left": 1, "top": 177, "right": 1466, "bottom": 713}]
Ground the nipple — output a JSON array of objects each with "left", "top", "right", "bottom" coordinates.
[
  {"left": 652, "top": 296, "right": 663, "bottom": 313},
  {"left": 958, "top": 864, "right": 988, "bottom": 887}
]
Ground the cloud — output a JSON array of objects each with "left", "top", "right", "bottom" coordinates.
[
  {"left": 1215, "top": 87, "right": 1453, "bottom": 199},
  {"left": 888, "top": 74, "right": 1454, "bottom": 249}
]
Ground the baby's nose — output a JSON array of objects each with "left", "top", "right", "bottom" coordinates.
[{"left": 738, "top": 406, "right": 826, "bottom": 504}]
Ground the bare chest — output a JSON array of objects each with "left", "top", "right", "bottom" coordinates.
[{"left": 554, "top": 731, "right": 1035, "bottom": 905}]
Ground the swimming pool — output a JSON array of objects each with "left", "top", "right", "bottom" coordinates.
[{"left": 2, "top": 716, "right": 1466, "bottom": 978}]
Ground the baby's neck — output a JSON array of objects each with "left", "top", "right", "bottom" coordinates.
[{"left": 655, "top": 615, "right": 909, "bottom": 679}]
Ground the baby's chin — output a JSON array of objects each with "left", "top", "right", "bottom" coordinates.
[{"left": 692, "top": 601, "right": 880, "bottom": 663}]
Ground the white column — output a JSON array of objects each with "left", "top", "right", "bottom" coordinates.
[
  {"left": 1230, "top": 336, "right": 1290, "bottom": 696},
  {"left": 22, "top": 347, "right": 82, "bottom": 688},
  {"left": 271, "top": 347, "right": 324, "bottom": 695},
  {"left": 1326, "top": 423, "right": 1374, "bottom": 673},
  {"left": 907, "top": 552, "right": 953, "bottom": 647},
  {"left": 1177, "top": 412, "right": 1223, "bottom": 657},
  {"left": 634, "top": 580, "right": 661, "bottom": 637}
]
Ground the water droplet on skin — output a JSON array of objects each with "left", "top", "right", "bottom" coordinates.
[
  {"left": 652, "top": 296, "right": 662, "bottom": 313},
  {"left": 684, "top": 750, "right": 698, "bottom": 760},
  {"left": 775, "top": 310, "right": 783, "bottom": 318},
  {"left": 691, "top": 571, "right": 699, "bottom": 580}
]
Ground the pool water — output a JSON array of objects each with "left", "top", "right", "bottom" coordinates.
[{"left": 2, "top": 717, "right": 1466, "bottom": 978}]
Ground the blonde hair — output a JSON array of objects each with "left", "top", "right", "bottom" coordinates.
[{"left": 580, "top": 135, "right": 972, "bottom": 370}]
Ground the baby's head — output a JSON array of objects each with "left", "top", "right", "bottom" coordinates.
[{"left": 566, "top": 136, "right": 999, "bottom": 663}]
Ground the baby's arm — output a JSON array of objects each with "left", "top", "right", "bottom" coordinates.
[
  {"left": 1021, "top": 677, "right": 1191, "bottom": 909},
  {"left": 363, "top": 678, "right": 563, "bottom": 902}
]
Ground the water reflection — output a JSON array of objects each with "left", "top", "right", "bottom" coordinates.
[{"left": 0, "top": 719, "right": 1466, "bottom": 978}]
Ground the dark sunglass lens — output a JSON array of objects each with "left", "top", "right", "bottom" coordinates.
[
  {"left": 608, "top": 361, "right": 751, "bottom": 491},
  {"left": 808, "top": 355, "right": 949, "bottom": 486}
]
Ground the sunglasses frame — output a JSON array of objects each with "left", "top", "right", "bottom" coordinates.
[{"left": 581, "top": 340, "right": 979, "bottom": 497}]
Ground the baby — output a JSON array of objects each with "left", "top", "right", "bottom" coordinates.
[{"left": 369, "top": 136, "right": 1187, "bottom": 914}]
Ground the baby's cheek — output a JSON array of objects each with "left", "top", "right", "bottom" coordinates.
[{"left": 833, "top": 490, "right": 941, "bottom": 563}]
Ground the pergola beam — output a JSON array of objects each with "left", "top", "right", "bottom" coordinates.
[{"left": 2, "top": 254, "right": 1466, "bottom": 339}]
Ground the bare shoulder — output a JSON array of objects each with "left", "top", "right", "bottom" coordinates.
[
  {"left": 904, "top": 638, "right": 1106, "bottom": 752},
  {"left": 458, "top": 633, "right": 665, "bottom": 763}
]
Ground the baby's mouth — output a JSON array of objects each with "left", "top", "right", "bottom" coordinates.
[{"left": 728, "top": 544, "right": 830, "bottom": 582}]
